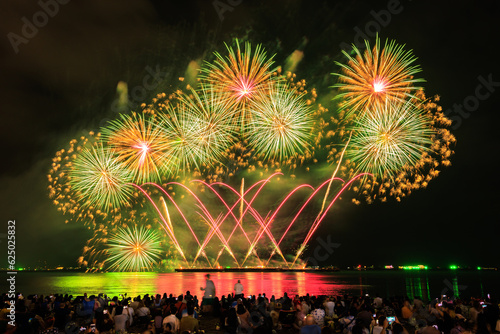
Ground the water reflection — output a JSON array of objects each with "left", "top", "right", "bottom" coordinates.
[
  {"left": 404, "top": 274, "right": 431, "bottom": 301},
  {"left": 26, "top": 272, "right": 356, "bottom": 297},
  {"left": 13, "top": 270, "right": 497, "bottom": 299}
]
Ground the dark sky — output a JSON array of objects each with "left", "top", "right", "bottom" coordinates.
[{"left": 0, "top": 0, "right": 499, "bottom": 269}]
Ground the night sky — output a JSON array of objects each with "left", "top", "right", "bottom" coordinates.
[{"left": 0, "top": 0, "right": 499, "bottom": 269}]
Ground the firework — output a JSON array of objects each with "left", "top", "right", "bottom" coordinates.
[
  {"left": 106, "top": 225, "right": 163, "bottom": 271},
  {"left": 155, "top": 86, "right": 237, "bottom": 172},
  {"left": 175, "top": 86, "right": 238, "bottom": 164},
  {"left": 200, "top": 39, "right": 278, "bottom": 126},
  {"left": 247, "top": 82, "right": 315, "bottom": 160},
  {"left": 340, "top": 92, "right": 456, "bottom": 203},
  {"left": 69, "top": 144, "right": 133, "bottom": 211},
  {"left": 102, "top": 113, "right": 171, "bottom": 183},
  {"left": 46, "top": 39, "right": 456, "bottom": 270},
  {"left": 347, "top": 99, "right": 433, "bottom": 179},
  {"left": 332, "top": 36, "right": 424, "bottom": 117}
]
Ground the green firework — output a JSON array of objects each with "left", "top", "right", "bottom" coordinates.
[
  {"left": 246, "top": 82, "right": 314, "bottom": 160},
  {"left": 69, "top": 143, "right": 133, "bottom": 210},
  {"left": 107, "top": 225, "right": 163, "bottom": 271},
  {"left": 347, "top": 99, "right": 434, "bottom": 179}
]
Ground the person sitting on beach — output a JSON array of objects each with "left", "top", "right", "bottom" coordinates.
[
  {"left": 122, "top": 301, "right": 134, "bottom": 327},
  {"left": 53, "top": 299, "right": 71, "bottom": 329},
  {"left": 281, "top": 292, "right": 292, "bottom": 310},
  {"left": 302, "top": 298, "right": 311, "bottom": 316},
  {"left": 296, "top": 300, "right": 307, "bottom": 327},
  {"left": 163, "top": 322, "right": 174, "bottom": 334},
  {"left": 78, "top": 295, "right": 96, "bottom": 321},
  {"left": 339, "top": 308, "right": 356, "bottom": 333},
  {"left": 382, "top": 300, "right": 396, "bottom": 317},
  {"left": 401, "top": 300, "right": 413, "bottom": 321},
  {"left": 137, "top": 301, "right": 151, "bottom": 324},
  {"left": 181, "top": 301, "right": 198, "bottom": 319},
  {"left": 301, "top": 315, "right": 321, "bottom": 334},
  {"left": 312, "top": 301, "right": 326, "bottom": 327},
  {"left": 179, "top": 305, "right": 199, "bottom": 333},
  {"left": 153, "top": 294, "right": 162, "bottom": 309},
  {"left": 324, "top": 297, "right": 335, "bottom": 318},
  {"left": 163, "top": 306, "right": 180, "bottom": 333},
  {"left": 270, "top": 302, "right": 281, "bottom": 328},
  {"left": 111, "top": 305, "right": 129, "bottom": 333},
  {"left": 224, "top": 307, "right": 240, "bottom": 334},
  {"left": 391, "top": 322, "right": 409, "bottom": 334},
  {"left": 372, "top": 316, "right": 389, "bottom": 334},
  {"left": 236, "top": 304, "right": 252, "bottom": 331},
  {"left": 185, "top": 291, "right": 194, "bottom": 303}
]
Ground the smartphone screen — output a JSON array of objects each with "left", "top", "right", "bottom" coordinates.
[{"left": 387, "top": 317, "right": 395, "bottom": 324}]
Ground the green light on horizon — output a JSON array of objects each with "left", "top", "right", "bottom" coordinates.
[
  {"left": 401, "top": 265, "right": 428, "bottom": 270},
  {"left": 450, "top": 265, "right": 458, "bottom": 270},
  {"left": 226, "top": 266, "right": 231, "bottom": 269},
  {"left": 477, "top": 266, "right": 482, "bottom": 270}
]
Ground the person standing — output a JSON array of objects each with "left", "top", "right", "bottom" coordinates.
[
  {"left": 200, "top": 274, "right": 216, "bottom": 312},
  {"left": 234, "top": 280, "right": 244, "bottom": 299},
  {"left": 201, "top": 274, "right": 216, "bottom": 299}
]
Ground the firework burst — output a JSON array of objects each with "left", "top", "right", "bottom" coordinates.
[
  {"left": 69, "top": 144, "right": 133, "bottom": 211},
  {"left": 156, "top": 87, "right": 237, "bottom": 172},
  {"left": 175, "top": 86, "right": 238, "bottom": 164},
  {"left": 247, "top": 82, "right": 315, "bottom": 160},
  {"left": 47, "top": 39, "right": 456, "bottom": 269},
  {"left": 200, "top": 39, "right": 278, "bottom": 126},
  {"left": 340, "top": 92, "right": 456, "bottom": 203},
  {"left": 107, "top": 225, "right": 163, "bottom": 271},
  {"left": 333, "top": 36, "right": 425, "bottom": 117},
  {"left": 102, "top": 113, "right": 171, "bottom": 183},
  {"left": 347, "top": 99, "right": 433, "bottom": 179}
]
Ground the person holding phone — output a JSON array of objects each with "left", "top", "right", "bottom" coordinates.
[
  {"left": 372, "top": 316, "right": 390, "bottom": 334},
  {"left": 111, "top": 304, "right": 129, "bottom": 333}
]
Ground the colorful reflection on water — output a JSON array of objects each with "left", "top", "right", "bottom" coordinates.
[
  {"left": 10, "top": 270, "right": 498, "bottom": 300},
  {"left": 15, "top": 272, "right": 359, "bottom": 297}
]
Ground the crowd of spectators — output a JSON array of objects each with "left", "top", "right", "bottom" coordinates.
[{"left": 1, "top": 288, "right": 499, "bottom": 334}]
